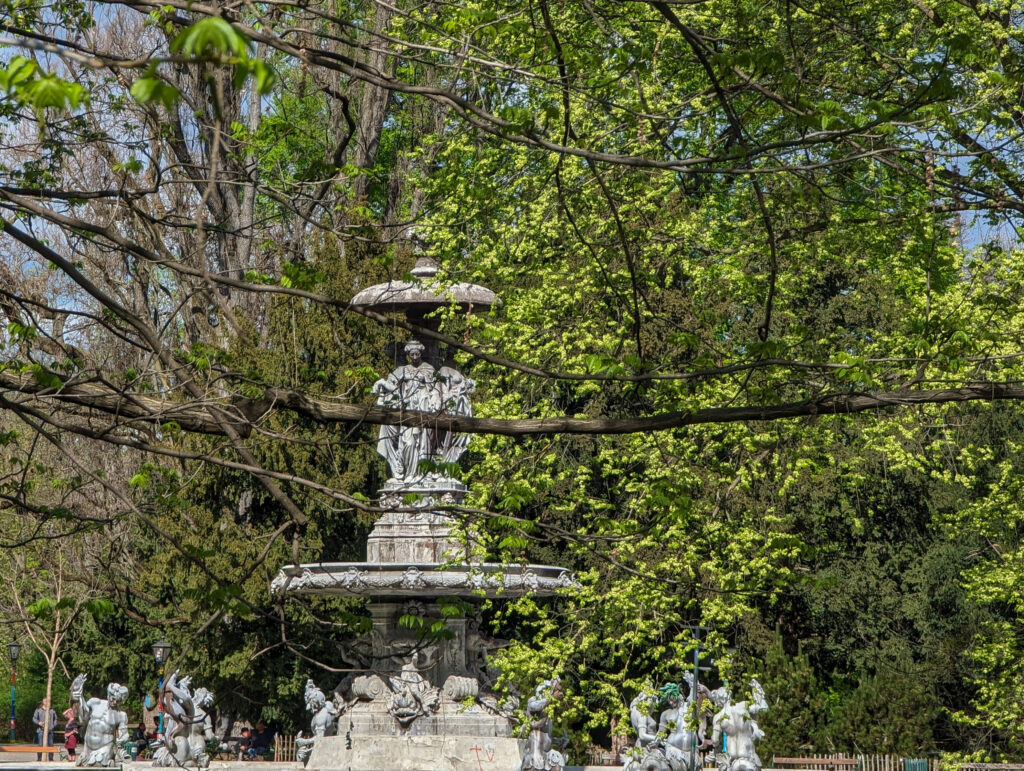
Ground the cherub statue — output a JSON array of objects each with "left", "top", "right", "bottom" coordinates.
[
  {"left": 516, "top": 677, "right": 565, "bottom": 771},
  {"left": 626, "top": 675, "right": 714, "bottom": 771},
  {"left": 70, "top": 674, "right": 129, "bottom": 767},
  {"left": 710, "top": 680, "right": 768, "bottom": 771},
  {"left": 187, "top": 687, "right": 218, "bottom": 768},
  {"left": 387, "top": 657, "right": 440, "bottom": 727},
  {"left": 305, "top": 679, "right": 338, "bottom": 738},
  {"left": 629, "top": 686, "right": 659, "bottom": 754}
]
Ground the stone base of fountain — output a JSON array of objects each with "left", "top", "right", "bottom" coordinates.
[
  {"left": 305, "top": 734, "right": 523, "bottom": 771},
  {"left": 270, "top": 469, "right": 576, "bottom": 771}
]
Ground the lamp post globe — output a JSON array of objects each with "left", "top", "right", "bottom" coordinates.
[
  {"left": 150, "top": 638, "right": 172, "bottom": 735},
  {"left": 151, "top": 638, "right": 171, "bottom": 665},
  {"left": 7, "top": 640, "right": 21, "bottom": 742}
]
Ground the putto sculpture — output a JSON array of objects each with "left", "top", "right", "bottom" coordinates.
[
  {"left": 296, "top": 679, "right": 337, "bottom": 765},
  {"left": 305, "top": 679, "right": 338, "bottom": 738},
  {"left": 710, "top": 680, "right": 768, "bottom": 771},
  {"left": 516, "top": 677, "right": 565, "bottom": 771},
  {"left": 629, "top": 687, "right": 659, "bottom": 754},
  {"left": 188, "top": 687, "right": 217, "bottom": 767},
  {"left": 387, "top": 657, "right": 441, "bottom": 726},
  {"left": 624, "top": 673, "right": 714, "bottom": 771},
  {"left": 70, "top": 674, "right": 129, "bottom": 767},
  {"left": 372, "top": 339, "right": 475, "bottom": 482},
  {"left": 152, "top": 671, "right": 218, "bottom": 768}
]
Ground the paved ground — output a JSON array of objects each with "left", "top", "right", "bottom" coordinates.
[{"left": 0, "top": 756, "right": 622, "bottom": 771}]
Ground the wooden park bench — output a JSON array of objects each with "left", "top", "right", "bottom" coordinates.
[
  {"left": 0, "top": 743, "right": 63, "bottom": 755},
  {"left": 774, "top": 757, "right": 862, "bottom": 771}
]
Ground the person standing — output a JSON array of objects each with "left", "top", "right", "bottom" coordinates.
[
  {"left": 33, "top": 698, "right": 57, "bottom": 761},
  {"left": 63, "top": 708, "right": 79, "bottom": 761}
]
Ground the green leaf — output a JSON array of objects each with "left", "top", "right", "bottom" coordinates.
[
  {"left": 84, "top": 599, "right": 116, "bottom": 617},
  {"left": 24, "top": 74, "right": 87, "bottom": 112},
  {"left": 130, "top": 75, "right": 181, "bottom": 109},
  {"left": 29, "top": 365, "right": 63, "bottom": 389},
  {"left": 0, "top": 56, "right": 37, "bottom": 92},
  {"left": 171, "top": 17, "right": 249, "bottom": 58},
  {"left": 398, "top": 613, "right": 424, "bottom": 629},
  {"left": 27, "top": 597, "right": 56, "bottom": 616},
  {"left": 129, "top": 472, "right": 150, "bottom": 489}
]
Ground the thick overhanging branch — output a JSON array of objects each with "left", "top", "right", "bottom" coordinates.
[
  {"left": 0, "top": 371, "right": 242, "bottom": 434},
  {"left": 4, "top": 370, "right": 1023, "bottom": 437},
  {"left": 262, "top": 384, "right": 1024, "bottom": 434}
]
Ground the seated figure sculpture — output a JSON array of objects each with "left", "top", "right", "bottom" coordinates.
[
  {"left": 70, "top": 674, "right": 129, "bottom": 767},
  {"left": 709, "top": 680, "right": 767, "bottom": 771}
]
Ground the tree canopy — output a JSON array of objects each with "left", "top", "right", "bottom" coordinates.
[{"left": 1, "top": 0, "right": 1024, "bottom": 759}]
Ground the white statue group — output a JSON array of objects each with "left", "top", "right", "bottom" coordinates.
[
  {"left": 69, "top": 671, "right": 220, "bottom": 768},
  {"left": 626, "top": 674, "right": 768, "bottom": 771},
  {"left": 372, "top": 339, "right": 475, "bottom": 483}
]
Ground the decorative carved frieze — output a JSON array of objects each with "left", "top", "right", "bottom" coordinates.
[{"left": 271, "top": 563, "right": 578, "bottom": 598}]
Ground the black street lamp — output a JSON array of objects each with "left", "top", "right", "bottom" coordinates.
[
  {"left": 150, "top": 638, "right": 172, "bottom": 735},
  {"left": 7, "top": 640, "right": 21, "bottom": 742}
]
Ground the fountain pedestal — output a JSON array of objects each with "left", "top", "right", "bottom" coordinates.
[{"left": 271, "top": 489, "right": 572, "bottom": 771}]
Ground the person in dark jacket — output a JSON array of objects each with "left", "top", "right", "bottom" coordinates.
[{"left": 33, "top": 699, "right": 57, "bottom": 761}]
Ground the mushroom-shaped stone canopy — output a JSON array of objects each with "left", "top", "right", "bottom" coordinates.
[{"left": 351, "top": 257, "right": 499, "bottom": 314}]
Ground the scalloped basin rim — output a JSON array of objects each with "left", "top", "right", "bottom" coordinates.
[
  {"left": 280, "top": 561, "right": 570, "bottom": 573},
  {"left": 270, "top": 562, "right": 577, "bottom": 598},
  {"left": 351, "top": 281, "right": 499, "bottom": 310}
]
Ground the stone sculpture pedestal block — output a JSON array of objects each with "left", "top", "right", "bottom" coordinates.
[
  {"left": 367, "top": 477, "right": 468, "bottom": 564},
  {"left": 305, "top": 735, "right": 522, "bottom": 771}
]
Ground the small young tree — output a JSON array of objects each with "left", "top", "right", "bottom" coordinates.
[{"left": 3, "top": 538, "right": 114, "bottom": 742}]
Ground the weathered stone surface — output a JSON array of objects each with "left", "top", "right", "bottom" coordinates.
[
  {"left": 366, "top": 477, "right": 467, "bottom": 563},
  {"left": 351, "top": 257, "right": 499, "bottom": 314},
  {"left": 304, "top": 735, "right": 521, "bottom": 771},
  {"left": 270, "top": 562, "right": 576, "bottom": 598}
]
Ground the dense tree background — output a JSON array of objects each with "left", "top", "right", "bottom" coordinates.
[{"left": 0, "top": 0, "right": 1023, "bottom": 761}]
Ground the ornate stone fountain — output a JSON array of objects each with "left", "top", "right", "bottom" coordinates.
[{"left": 271, "top": 256, "right": 574, "bottom": 771}]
